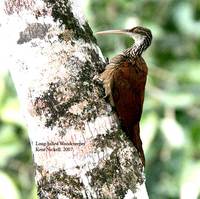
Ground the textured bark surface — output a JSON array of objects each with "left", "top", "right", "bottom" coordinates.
[{"left": 0, "top": 0, "right": 148, "bottom": 198}]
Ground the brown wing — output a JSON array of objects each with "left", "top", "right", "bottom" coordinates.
[{"left": 111, "top": 57, "right": 148, "bottom": 131}]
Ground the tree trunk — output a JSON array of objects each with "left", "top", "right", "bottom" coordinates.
[{"left": 0, "top": 0, "right": 149, "bottom": 198}]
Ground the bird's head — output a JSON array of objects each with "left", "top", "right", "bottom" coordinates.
[{"left": 96, "top": 26, "right": 152, "bottom": 48}]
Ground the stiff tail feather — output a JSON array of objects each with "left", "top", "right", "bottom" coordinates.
[{"left": 131, "top": 123, "right": 145, "bottom": 166}]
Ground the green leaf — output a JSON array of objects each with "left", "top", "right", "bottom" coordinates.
[
  {"left": 180, "top": 162, "right": 200, "bottom": 199},
  {"left": 170, "top": 60, "right": 200, "bottom": 84},
  {"left": 161, "top": 92, "right": 195, "bottom": 108},
  {"left": 141, "top": 112, "right": 158, "bottom": 152},
  {"left": 160, "top": 117, "right": 185, "bottom": 148},
  {"left": 0, "top": 98, "right": 25, "bottom": 127},
  {"left": 0, "top": 125, "right": 23, "bottom": 167},
  {"left": 0, "top": 172, "right": 20, "bottom": 199}
]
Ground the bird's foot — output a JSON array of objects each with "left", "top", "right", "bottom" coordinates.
[
  {"left": 105, "top": 57, "right": 109, "bottom": 65},
  {"left": 93, "top": 75, "right": 103, "bottom": 86},
  {"left": 103, "top": 94, "right": 110, "bottom": 102}
]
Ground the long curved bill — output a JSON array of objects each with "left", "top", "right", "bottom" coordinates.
[{"left": 96, "top": 29, "right": 131, "bottom": 36}]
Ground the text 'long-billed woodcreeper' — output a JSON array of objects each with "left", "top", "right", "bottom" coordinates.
[{"left": 96, "top": 26, "right": 152, "bottom": 166}]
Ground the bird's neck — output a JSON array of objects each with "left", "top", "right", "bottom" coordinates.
[{"left": 124, "top": 37, "right": 149, "bottom": 58}]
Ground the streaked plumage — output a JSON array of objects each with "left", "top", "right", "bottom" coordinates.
[{"left": 97, "top": 26, "right": 152, "bottom": 166}]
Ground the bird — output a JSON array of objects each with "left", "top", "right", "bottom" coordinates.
[{"left": 96, "top": 26, "right": 152, "bottom": 166}]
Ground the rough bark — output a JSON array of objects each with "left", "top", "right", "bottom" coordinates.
[{"left": 0, "top": 0, "right": 149, "bottom": 198}]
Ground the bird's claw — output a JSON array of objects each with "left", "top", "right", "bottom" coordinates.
[
  {"left": 105, "top": 57, "right": 109, "bottom": 65},
  {"left": 93, "top": 75, "right": 103, "bottom": 85}
]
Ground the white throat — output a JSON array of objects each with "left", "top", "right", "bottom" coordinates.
[{"left": 132, "top": 34, "right": 145, "bottom": 46}]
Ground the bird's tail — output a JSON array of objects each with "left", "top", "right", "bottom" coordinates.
[{"left": 131, "top": 123, "right": 145, "bottom": 166}]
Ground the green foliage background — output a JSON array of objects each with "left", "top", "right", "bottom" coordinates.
[{"left": 0, "top": 0, "right": 200, "bottom": 198}]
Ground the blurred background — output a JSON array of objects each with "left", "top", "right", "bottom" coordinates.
[{"left": 0, "top": 0, "right": 200, "bottom": 198}]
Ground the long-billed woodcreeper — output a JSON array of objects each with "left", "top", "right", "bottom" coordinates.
[{"left": 96, "top": 26, "right": 152, "bottom": 166}]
